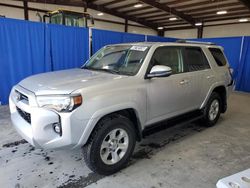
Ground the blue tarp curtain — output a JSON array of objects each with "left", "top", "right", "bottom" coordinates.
[
  {"left": 1, "top": 18, "right": 250, "bottom": 104},
  {"left": 91, "top": 29, "right": 178, "bottom": 53},
  {"left": 122, "top": 32, "right": 145, "bottom": 43},
  {"left": 189, "top": 37, "right": 243, "bottom": 78},
  {"left": 48, "top": 24, "right": 89, "bottom": 71},
  {"left": 235, "top": 37, "right": 250, "bottom": 92},
  {"left": 93, "top": 32, "right": 250, "bottom": 93},
  {"left": 147, "top": 35, "right": 177, "bottom": 42},
  {"left": 0, "top": 18, "right": 89, "bottom": 105},
  {"left": 190, "top": 36, "right": 250, "bottom": 93},
  {"left": 0, "top": 19, "right": 47, "bottom": 105},
  {"left": 92, "top": 29, "right": 145, "bottom": 53}
]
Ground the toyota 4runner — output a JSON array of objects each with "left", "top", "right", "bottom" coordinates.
[{"left": 9, "top": 41, "right": 233, "bottom": 175}]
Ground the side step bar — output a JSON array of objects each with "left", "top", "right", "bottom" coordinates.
[{"left": 142, "top": 110, "right": 204, "bottom": 137}]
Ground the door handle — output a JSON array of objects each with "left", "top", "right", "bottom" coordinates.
[
  {"left": 180, "top": 80, "right": 186, "bottom": 85},
  {"left": 179, "top": 79, "right": 189, "bottom": 85},
  {"left": 206, "top": 75, "right": 215, "bottom": 79}
]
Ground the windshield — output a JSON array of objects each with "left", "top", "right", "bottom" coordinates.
[{"left": 82, "top": 45, "right": 150, "bottom": 76}]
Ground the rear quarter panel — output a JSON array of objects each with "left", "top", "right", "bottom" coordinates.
[{"left": 200, "top": 46, "right": 231, "bottom": 109}]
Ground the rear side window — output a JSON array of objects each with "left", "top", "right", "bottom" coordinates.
[
  {"left": 184, "top": 47, "right": 210, "bottom": 72},
  {"left": 209, "top": 48, "right": 227, "bottom": 66}
]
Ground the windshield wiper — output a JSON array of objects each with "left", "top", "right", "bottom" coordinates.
[
  {"left": 101, "top": 68, "right": 120, "bottom": 74},
  {"left": 83, "top": 67, "right": 120, "bottom": 75}
]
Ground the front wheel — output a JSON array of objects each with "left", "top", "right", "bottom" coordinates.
[
  {"left": 202, "top": 92, "right": 221, "bottom": 127},
  {"left": 82, "top": 114, "right": 136, "bottom": 175}
]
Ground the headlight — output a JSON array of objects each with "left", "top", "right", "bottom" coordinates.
[{"left": 36, "top": 95, "right": 82, "bottom": 112}]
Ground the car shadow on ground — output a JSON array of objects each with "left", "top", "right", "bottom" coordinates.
[
  {"left": 57, "top": 119, "right": 215, "bottom": 188},
  {"left": 0, "top": 111, "right": 217, "bottom": 188}
]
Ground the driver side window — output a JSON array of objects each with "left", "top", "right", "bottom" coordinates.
[{"left": 150, "top": 46, "right": 184, "bottom": 74}]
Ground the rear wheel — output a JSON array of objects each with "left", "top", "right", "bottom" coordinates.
[
  {"left": 202, "top": 92, "right": 221, "bottom": 127},
  {"left": 82, "top": 114, "right": 136, "bottom": 175}
]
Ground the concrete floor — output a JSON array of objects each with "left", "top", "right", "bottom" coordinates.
[{"left": 0, "top": 92, "right": 250, "bottom": 188}]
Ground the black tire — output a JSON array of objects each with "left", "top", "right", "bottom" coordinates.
[
  {"left": 202, "top": 92, "right": 221, "bottom": 127},
  {"left": 82, "top": 114, "right": 136, "bottom": 175}
]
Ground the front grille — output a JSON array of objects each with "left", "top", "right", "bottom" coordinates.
[{"left": 17, "top": 107, "right": 31, "bottom": 124}]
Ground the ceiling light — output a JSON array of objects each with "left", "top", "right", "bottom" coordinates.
[
  {"left": 97, "top": 12, "right": 104, "bottom": 16},
  {"left": 195, "top": 22, "right": 202, "bottom": 26},
  {"left": 157, "top": 26, "right": 164, "bottom": 30},
  {"left": 239, "top": 18, "right": 248, "bottom": 22},
  {"left": 134, "top": 4, "right": 143, "bottom": 8},
  {"left": 169, "top": 17, "right": 177, "bottom": 21},
  {"left": 217, "top": 10, "right": 227, "bottom": 15}
]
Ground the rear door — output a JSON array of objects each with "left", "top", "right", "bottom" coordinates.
[{"left": 183, "top": 46, "right": 213, "bottom": 108}]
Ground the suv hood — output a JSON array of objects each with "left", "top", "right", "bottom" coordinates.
[{"left": 19, "top": 69, "right": 126, "bottom": 95}]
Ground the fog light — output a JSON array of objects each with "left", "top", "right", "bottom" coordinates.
[{"left": 53, "top": 123, "right": 61, "bottom": 135}]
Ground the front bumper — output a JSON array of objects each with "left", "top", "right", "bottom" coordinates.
[{"left": 9, "top": 85, "right": 90, "bottom": 149}]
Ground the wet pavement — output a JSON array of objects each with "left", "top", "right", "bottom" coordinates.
[{"left": 1, "top": 92, "right": 250, "bottom": 188}]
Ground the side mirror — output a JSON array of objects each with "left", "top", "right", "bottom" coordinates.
[{"left": 147, "top": 65, "right": 172, "bottom": 78}]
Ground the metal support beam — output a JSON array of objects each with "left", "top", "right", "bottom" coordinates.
[
  {"left": 0, "top": 2, "right": 151, "bottom": 29},
  {"left": 158, "top": 30, "right": 164, "bottom": 37},
  {"left": 87, "top": 2, "right": 158, "bottom": 30},
  {"left": 101, "top": 0, "right": 124, "bottom": 7},
  {"left": 84, "top": 3, "right": 87, "bottom": 12},
  {"left": 197, "top": 26, "right": 203, "bottom": 39},
  {"left": 15, "top": 0, "right": 158, "bottom": 30},
  {"left": 125, "top": 19, "right": 128, "bottom": 32},
  {"left": 23, "top": 0, "right": 29, "bottom": 20},
  {"left": 239, "top": 0, "right": 250, "bottom": 10},
  {"left": 139, "top": 0, "right": 196, "bottom": 26},
  {"left": 83, "top": 0, "right": 90, "bottom": 12},
  {"left": 0, "top": 2, "right": 47, "bottom": 13}
]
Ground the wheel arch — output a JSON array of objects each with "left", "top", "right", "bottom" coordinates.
[
  {"left": 100, "top": 108, "right": 143, "bottom": 141},
  {"left": 201, "top": 84, "right": 227, "bottom": 113},
  {"left": 76, "top": 105, "right": 143, "bottom": 148},
  {"left": 212, "top": 86, "right": 227, "bottom": 113}
]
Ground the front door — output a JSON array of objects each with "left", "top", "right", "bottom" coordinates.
[{"left": 146, "top": 46, "right": 192, "bottom": 125}]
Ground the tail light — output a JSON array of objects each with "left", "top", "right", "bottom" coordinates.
[
  {"left": 229, "top": 67, "right": 234, "bottom": 75},
  {"left": 228, "top": 67, "right": 234, "bottom": 86}
]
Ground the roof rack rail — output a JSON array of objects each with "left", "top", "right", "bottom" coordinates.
[{"left": 176, "top": 39, "right": 216, "bottom": 45}]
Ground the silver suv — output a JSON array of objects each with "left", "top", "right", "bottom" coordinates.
[{"left": 9, "top": 41, "right": 233, "bottom": 175}]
